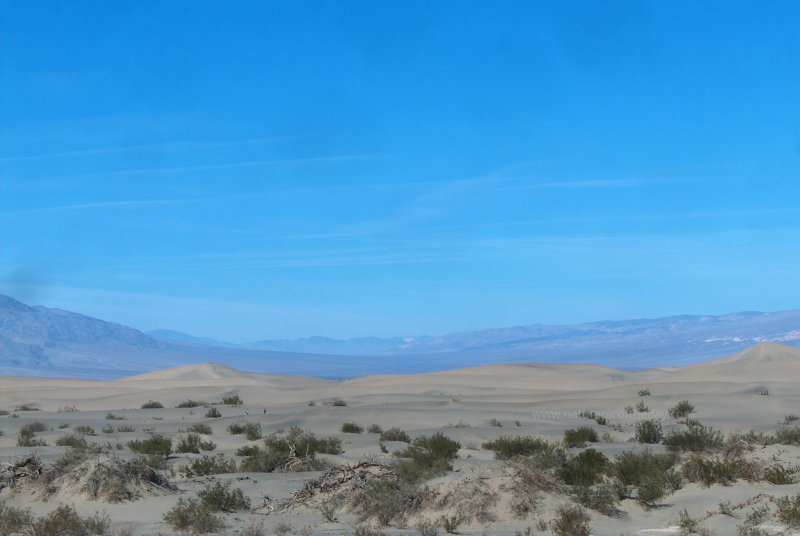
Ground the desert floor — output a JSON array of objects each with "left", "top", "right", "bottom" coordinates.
[{"left": 1, "top": 342, "right": 800, "bottom": 535}]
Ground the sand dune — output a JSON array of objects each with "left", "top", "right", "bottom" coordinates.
[{"left": 1, "top": 343, "right": 799, "bottom": 535}]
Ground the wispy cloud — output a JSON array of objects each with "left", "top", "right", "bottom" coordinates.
[
  {"left": 0, "top": 136, "right": 303, "bottom": 163},
  {"left": 80, "top": 154, "right": 375, "bottom": 178}
]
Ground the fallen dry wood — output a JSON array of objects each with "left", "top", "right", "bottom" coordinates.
[{"left": 0, "top": 455, "right": 44, "bottom": 490}]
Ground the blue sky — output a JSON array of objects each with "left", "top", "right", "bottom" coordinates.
[{"left": 2, "top": 1, "right": 799, "bottom": 342}]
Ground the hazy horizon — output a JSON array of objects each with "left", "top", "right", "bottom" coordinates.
[{"left": 2, "top": 2, "right": 799, "bottom": 342}]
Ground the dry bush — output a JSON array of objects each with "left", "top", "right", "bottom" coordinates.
[
  {"left": 436, "top": 477, "right": 499, "bottom": 523},
  {"left": 663, "top": 424, "right": 723, "bottom": 452},
  {"left": 342, "top": 422, "right": 364, "bottom": 433},
  {"left": 379, "top": 427, "right": 411, "bottom": 443},
  {"left": 26, "top": 505, "right": 109, "bottom": 536},
  {"left": 505, "top": 458, "right": 561, "bottom": 518},
  {"left": 179, "top": 454, "right": 236, "bottom": 477},
  {"left": 776, "top": 493, "right": 800, "bottom": 529},
  {"left": 140, "top": 400, "right": 163, "bottom": 409},
  {"left": 634, "top": 419, "right": 663, "bottom": 444},
  {"left": 196, "top": 481, "right": 251, "bottom": 512},
  {"left": 557, "top": 448, "right": 608, "bottom": 486},
  {"left": 0, "top": 503, "right": 33, "bottom": 534},
  {"left": 776, "top": 426, "right": 800, "bottom": 446}
]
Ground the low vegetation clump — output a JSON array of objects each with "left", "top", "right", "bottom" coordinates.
[
  {"left": 636, "top": 400, "right": 649, "bottom": 413},
  {"left": 776, "top": 426, "right": 800, "bottom": 446},
  {"left": 638, "top": 388, "right": 651, "bottom": 397},
  {"left": 186, "top": 423, "right": 213, "bottom": 435},
  {"left": 351, "top": 477, "right": 435, "bottom": 526},
  {"left": 764, "top": 464, "right": 795, "bottom": 485},
  {"left": 220, "top": 394, "right": 243, "bottom": 406},
  {"left": 163, "top": 497, "right": 224, "bottom": 533},
  {"left": 105, "top": 412, "right": 124, "bottom": 420},
  {"left": 235, "top": 444, "right": 261, "bottom": 456},
  {"left": 239, "top": 427, "right": 342, "bottom": 473},
  {"left": 635, "top": 419, "right": 663, "bottom": 444},
  {"left": 663, "top": 423, "right": 723, "bottom": 452},
  {"left": 179, "top": 454, "right": 237, "bottom": 477},
  {"left": 175, "top": 433, "right": 216, "bottom": 453},
  {"left": 176, "top": 399, "right": 209, "bottom": 408},
  {"left": 116, "top": 425, "right": 135, "bottom": 433},
  {"left": 127, "top": 435, "right": 172, "bottom": 458},
  {"left": 73, "top": 425, "right": 95, "bottom": 435},
  {"left": 26, "top": 504, "right": 109, "bottom": 536},
  {"left": 17, "top": 422, "right": 48, "bottom": 447},
  {"left": 141, "top": 400, "right": 164, "bottom": 409},
  {"left": 681, "top": 455, "right": 760, "bottom": 487},
  {"left": 776, "top": 493, "right": 800, "bottom": 529},
  {"left": 54, "top": 433, "right": 100, "bottom": 452},
  {"left": 783, "top": 414, "right": 799, "bottom": 425},
  {"left": 196, "top": 481, "right": 251, "bottom": 511},
  {"left": 0, "top": 503, "right": 34, "bottom": 534},
  {"left": 611, "top": 449, "right": 680, "bottom": 504},
  {"left": 379, "top": 427, "right": 411, "bottom": 443},
  {"left": 562, "top": 426, "right": 598, "bottom": 448},
  {"left": 669, "top": 400, "right": 695, "bottom": 420},
  {"left": 205, "top": 407, "right": 222, "bottom": 418},
  {"left": 557, "top": 448, "right": 608, "bottom": 486},
  {"left": 367, "top": 424, "right": 383, "bottom": 434},
  {"left": 571, "top": 481, "right": 620, "bottom": 515},
  {"left": 392, "top": 432, "right": 461, "bottom": 482},
  {"left": 341, "top": 422, "right": 364, "bottom": 433},
  {"left": 488, "top": 418, "right": 503, "bottom": 427},
  {"left": 551, "top": 504, "right": 591, "bottom": 536},
  {"left": 14, "top": 404, "right": 39, "bottom": 411},
  {"left": 324, "top": 398, "right": 348, "bottom": 406},
  {"left": 482, "top": 435, "right": 556, "bottom": 460},
  {"left": 227, "top": 422, "right": 262, "bottom": 440}
]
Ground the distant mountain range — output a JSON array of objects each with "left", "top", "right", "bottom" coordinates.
[{"left": 1, "top": 292, "right": 799, "bottom": 380}]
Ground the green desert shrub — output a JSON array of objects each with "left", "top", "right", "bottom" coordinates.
[
  {"left": 393, "top": 432, "right": 460, "bottom": 483},
  {"left": 176, "top": 399, "right": 209, "bottom": 408},
  {"left": 636, "top": 400, "right": 649, "bottom": 413},
  {"left": 351, "top": 478, "right": 434, "bottom": 526},
  {"left": 571, "top": 482, "right": 620, "bottom": 515},
  {"left": 611, "top": 449, "right": 679, "bottom": 488},
  {"left": 176, "top": 433, "right": 216, "bottom": 453},
  {"left": 73, "top": 425, "right": 95, "bottom": 435},
  {"left": 379, "top": 427, "right": 410, "bottom": 443},
  {"left": 326, "top": 398, "right": 348, "bottom": 406},
  {"left": 101, "top": 425, "right": 114, "bottom": 434},
  {"left": 27, "top": 505, "right": 109, "bottom": 536},
  {"left": 205, "top": 407, "right": 222, "bottom": 418},
  {"left": 776, "top": 493, "right": 800, "bottom": 529},
  {"left": 105, "top": 412, "right": 124, "bottom": 420},
  {"left": 764, "top": 464, "right": 795, "bottom": 485},
  {"left": 0, "top": 503, "right": 34, "bottom": 534},
  {"left": 240, "top": 427, "right": 341, "bottom": 473},
  {"left": 220, "top": 394, "right": 243, "bottom": 406},
  {"left": 562, "top": 426, "right": 598, "bottom": 448},
  {"left": 179, "top": 454, "right": 237, "bottom": 477},
  {"left": 163, "top": 497, "right": 224, "bottom": 533},
  {"left": 482, "top": 435, "right": 556, "bottom": 460},
  {"left": 235, "top": 444, "right": 261, "bottom": 457},
  {"left": 638, "top": 388, "right": 651, "bottom": 397},
  {"left": 197, "top": 481, "right": 251, "bottom": 512},
  {"left": 17, "top": 422, "right": 48, "bottom": 447},
  {"left": 127, "top": 435, "right": 172, "bottom": 458},
  {"left": 227, "top": 422, "right": 262, "bottom": 440},
  {"left": 551, "top": 504, "right": 591, "bottom": 536},
  {"left": 681, "top": 455, "right": 760, "bottom": 487},
  {"left": 341, "top": 422, "right": 364, "bottom": 433},
  {"left": 663, "top": 424, "right": 723, "bottom": 452},
  {"left": 776, "top": 426, "right": 800, "bottom": 446},
  {"left": 116, "top": 425, "right": 135, "bottom": 433},
  {"left": 669, "top": 400, "right": 695, "bottom": 420},
  {"left": 186, "top": 423, "right": 213, "bottom": 435},
  {"left": 14, "top": 404, "right": 39, "bottom": 412},
  {"left": 558, "top": 448, "right": 609, "bottom": 486},
  {"left": 141, "top": 400, "right": 164, "bottom": 409},
  {"left": 635, "top": 419, "right": 663, "bottom": 444},
  {"left": 55, "top": 434, "right": 92, "bottom": 450},
  {"left": 367, "top": 424, "right": 383, "bottom": 434}
]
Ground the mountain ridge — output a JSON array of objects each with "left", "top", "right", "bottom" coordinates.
[{"left": 2, "top": 292, "right": 799, "bottom": 379}]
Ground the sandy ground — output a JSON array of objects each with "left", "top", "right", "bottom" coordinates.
[{"left": 1, "top": 342, "right": 800, "bottom": 535}]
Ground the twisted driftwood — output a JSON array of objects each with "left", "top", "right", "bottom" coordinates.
[{"left": 0, "top": 454, "right": 44, "bottom": 490}]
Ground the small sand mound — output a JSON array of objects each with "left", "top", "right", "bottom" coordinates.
[{"left": 38, "top": 455, "right": 177, "bottom": 502}]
